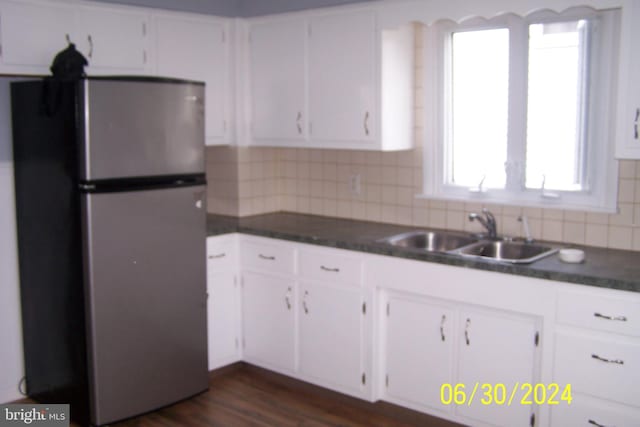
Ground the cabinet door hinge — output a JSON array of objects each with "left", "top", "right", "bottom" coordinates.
[
  {"left": 142, "top": 22, "right": 147, "bottom": 36},
  {"left": 143, "top": 50, "right": 147, "bottom": 64},
  {"left": 362, "top": 302, "right": 366, "bottom": 315},
  {"left": 530, "top": 413, "right": 535, "bottom": 427},
  {"left": 385, "top": 374, "right": 389, "bottom": 387},
  {"left": 361, "top": 372, "right": 366, "bottom": 385},
  {"left": 534, "top": 331, "right": 539, "bottom": 347},
  {"left": 386, "top": 302, "right": 390, "bottom": 316},
  {"left": 0, "top": 43, "right": 3, "bottom": 57}
]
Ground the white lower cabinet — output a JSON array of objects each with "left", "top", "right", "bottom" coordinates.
[
  {"left": 384, "top": 295, "right": 454, "bottom": 413},
  {"left": 456, "top": 308, "right": 539, "bottom": 427},
  {"left": 298, "top": 280, "right": 370, "bottom": 397},
  {"left": 206, "top": 235, "right": 241, "bottom": 370},
  {"left": 241, "top": 271, "right": 296, "bottom": 374},
  {"left": 383, "top": 293, "right": 540, "bottom": 427}
]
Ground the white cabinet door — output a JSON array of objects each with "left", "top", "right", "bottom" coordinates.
[
  {"left": 207, "top": 270, "right": 239, "bottom": 370},
  {"left": 308, "top": 11, "right": 376, "bottom": 143},
  {"left": 156, "top": 15, "right": 228, "bottom": 145},
  {"left": 249, "top": 18, "right": 307, "bottom": 141},
  {"left": 298, "top": 281, "right": 367, "bottom": 396},
  {"left": 456, "top": 309, "right": 539, "bottom": 427},
  {"left": 0, "top": 1, "right": 74, "bottom": 73},
  {"left": 74, "top": 6, "right": 149, "bottom": 74},
  {"left": 384, "top": 295, "right": 454, "bottom": 414},
  {"left": 241, "top": 272, "right": 296, "bottom": 373},
  {"left": 616, "top": 0, "right": 640, "bottom": 158}
]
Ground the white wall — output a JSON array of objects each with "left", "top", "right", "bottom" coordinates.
[{"left": 0, "top": 78, "right": 25, "bottom": 403}]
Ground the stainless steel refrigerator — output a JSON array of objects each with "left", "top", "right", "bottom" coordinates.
[{"left": 11, "top": 77, "right": 209, "bottom": 426}]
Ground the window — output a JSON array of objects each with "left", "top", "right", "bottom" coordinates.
[{"left": 423, "top": 8, "right": 619, "bottom": 212}]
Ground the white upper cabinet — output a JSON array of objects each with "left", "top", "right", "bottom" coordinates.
[
  {"left": 73, "top": 6, "right": 149, "bottom": 74},
  {"left": 156, "top": 14, "right": 230, "bottom": 145},
  {"left": 616, "top": 0, "right": 640, "bottom": 158},
  {"left": 308, "top": 11, "right": 375, "bottom": 144},
  {"left": 0, "top": 1, "right": 74, "bottom": 74},
  {"left": 0, "top": 0, "right": 149, "bottom": 75},
  {"left": 246, "top": 8, "right": 413, "bottom": 151},
  {"left": 249, "top": 18, "right": 307, "bottom": 142}
]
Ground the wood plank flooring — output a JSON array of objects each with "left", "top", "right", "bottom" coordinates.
[{"left": 72, "top": 363, "right": 463, "bottom": 427}]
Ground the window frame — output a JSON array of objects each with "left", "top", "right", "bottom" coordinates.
[{"left": 422, "top": 7, "right": 620, "bottom": 212}]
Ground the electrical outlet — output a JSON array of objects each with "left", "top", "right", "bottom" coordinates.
[{"left": 349, "top": 174, "right": 361, "bottom": 196}]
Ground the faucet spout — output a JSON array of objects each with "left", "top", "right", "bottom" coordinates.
[{"left": 468, "top": 208, "right": 498, "bottom": 240}]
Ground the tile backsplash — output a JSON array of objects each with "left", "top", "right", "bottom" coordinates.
[
  {"left": 206, "top": 145, "right": 640, "bottom": 251},
  {"left": 205, "top": 23, "right": 640, "bottom": 252}
]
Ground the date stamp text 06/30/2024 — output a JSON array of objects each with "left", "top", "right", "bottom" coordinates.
[{"left": 440, "top": 383, "right": 573, "bottom": 406}]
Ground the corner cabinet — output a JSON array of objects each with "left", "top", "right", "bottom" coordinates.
[
  {"left": 155, "top": 13, "right": 231, "bottom": 146},
  {"left": 206, "top": 235, "right": 241, "bottom": 370},
  {"left": 247, "top": 9, "right": 414, "bottom": 151},
  {"left": 249, "top": 18, "right": 307, "bottom": 142},
  {"left": 616, "top": 0, "right": 640, "bottom": 158}
]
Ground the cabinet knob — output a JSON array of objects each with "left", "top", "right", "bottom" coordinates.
[
  {"left": 440, "top": 314, "right": 446, "bottom": 342},
  {"left": 208, "top": 253, "right": 226, "bottom": 259},
  {"left": 303, "top": 290, "right": 309, "bottom": 314},
  {"left": 320, "top": 265, "right": 339, "bottom": 273},
  {"left": 594, "top": 312, "right": 627, "bottom": 322},
  {"left": 258, "top": 254, "right": 275, "bottom": 261},
  {"left": 284, "top": 286, "right": 292, "bottom": 310},
  {"left": 591, "top": 354, "right": 624, "bottom": 365},
  {"left": 364, "top": 111, "right": 370, "bottom": 136},
  {"left": 634, "top": 108, "right": 639, "bottom": 140},
  {"left": 464, "top": 318, "right": 471, "bottom": 346},
  {"left": 296, "top": 112, "right": 302, "bottom": 135},
  {"left": 87, "top": 34, "right": 94, "bottom": 58},
  {"left": 588, "top": 418, "right": 611, "bottom": 427}
]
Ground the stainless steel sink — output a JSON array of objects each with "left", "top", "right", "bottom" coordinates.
[
  {"left": 454, "top": 240, "right": 558, "bottom": 264},
  {"left": 378, "top": 230, "right": 478, "bottom": 253}
]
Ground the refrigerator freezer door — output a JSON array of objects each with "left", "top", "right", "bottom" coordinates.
[
  {"left": 78, "top": 78, "right": 205, "bottom": 181},
  {"left": 81, "top": 185, "right": 208, "bottom": 426}
]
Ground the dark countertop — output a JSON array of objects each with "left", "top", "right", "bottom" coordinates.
[{"left": 207, "top": 212, "right": 640, "bottom": 293}]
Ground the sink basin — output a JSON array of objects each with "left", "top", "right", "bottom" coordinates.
[
  {"left": 455, "top": 240, "right": 558, "bottom": 264},
  {"left": 379, "top": 230, "right": 478, "bottom": 252}
]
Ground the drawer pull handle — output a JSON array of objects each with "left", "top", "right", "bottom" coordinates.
[
  {"left": 259, "top": 254, "right": 276, "bottom": 260},
  {"left": 208, "top": 253, "right": 226, "bottom": 259},
  {"left": 303, "top": 290, "right": 309, "bottom": 314},
  {"left": 440, "top": 314, "right": 446, "bottom": 342},
  {"left": 464, "top": 318, "right": 471, "bottom": 346},
  {"left": 320, "top": 265, "right": 340, "bottom": 273},
  {"left": 588, "top": 419, "right": 609, "bottom": 427},
  {"left": 285, "top": 287, "right": 292, "bottom": 310},
  {"left": 591, "top": 354, "right": 624, "bottom": 365},
  {"left": 594, "top": 312, "right": 627, "bottom": 322}
]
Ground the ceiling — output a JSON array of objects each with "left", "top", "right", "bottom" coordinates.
[{"left": 92, "top": 0, "right": 377, "bottom": 17}]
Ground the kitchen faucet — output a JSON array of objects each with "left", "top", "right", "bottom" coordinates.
[{"left": 468, "top": 208, "right": 498, "bottom": 240}]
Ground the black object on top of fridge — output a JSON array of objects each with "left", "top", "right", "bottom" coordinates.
[{"left": 11, "top": 76, "right": 209, "bottom": 427}]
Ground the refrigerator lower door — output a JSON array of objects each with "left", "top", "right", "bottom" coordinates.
[{"left": 81, "top": 185, "right": 208, "bottom": 426}]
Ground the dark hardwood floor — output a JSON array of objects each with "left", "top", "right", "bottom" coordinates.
[{"left": 69, "top": 363, "right": 464, "bottom": 427}]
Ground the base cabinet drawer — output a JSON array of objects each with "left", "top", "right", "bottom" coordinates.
[
  {"left": 554, "top": 330, "right": 640, "bottom": 407},
  {"left": 551, "top": 393, "right": 640, "bottom": 427},
  {"left": 557, "top": 290, "right": 640, "bottom": 337}
]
